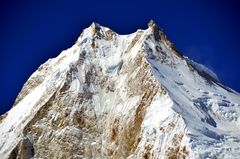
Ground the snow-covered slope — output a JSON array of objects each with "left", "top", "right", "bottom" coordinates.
[{"left": 0, "top": 20, "right": 240, "bottom": 159}]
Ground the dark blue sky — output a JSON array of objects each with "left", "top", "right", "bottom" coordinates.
[{"left": 0, "top": 0, "right": 239, "bottom": 115}]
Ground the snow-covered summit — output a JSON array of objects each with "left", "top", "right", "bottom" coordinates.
[{"left": 0, "top": 21, "right": 240, "bottom": 159}]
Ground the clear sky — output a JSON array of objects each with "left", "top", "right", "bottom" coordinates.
[{"left": 0, "top": 0, "right": 239, "bottom": 115}]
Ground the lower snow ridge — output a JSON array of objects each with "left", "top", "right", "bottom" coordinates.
[{"left": 129, "top": 93, "right": 192, "bottom": 159}]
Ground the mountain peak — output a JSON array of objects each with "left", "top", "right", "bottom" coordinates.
[
  {"left": 147, "top": 20, "right": 163, "bottom": 41},
  {"left": 148, "top": 19, "right": 158, "bottom": 29},
  {"left": 85, "top": 22, "right": 116, "bottom": 41},
  {"left": 90, "top": 22, "right": 101, "bottom": 31},
  {"left": 1, "top": 22, "right": 240, "bottom": 159}
]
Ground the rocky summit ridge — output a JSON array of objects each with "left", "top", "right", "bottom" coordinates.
[{"left": 0, "top": 20, "right": 240, "bottom": 159}]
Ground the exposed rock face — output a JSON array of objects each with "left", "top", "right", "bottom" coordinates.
[{"left": 0, "top": 21, "right": 240, "bottom": 159}]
